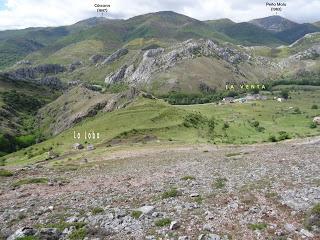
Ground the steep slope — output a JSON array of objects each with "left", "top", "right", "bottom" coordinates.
[
  {"left": 275, "top": 23, "right": 320, "bottom": 43},
  {"left": 104, "top": 39, "right": 280, "bottom": 94},
  {"left": 249, "top": 15, "right": 299, "bottom": 32}
]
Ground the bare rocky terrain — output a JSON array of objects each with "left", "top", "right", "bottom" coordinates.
[{"left": 0, "top": 137, "right": 320, "bottom": 240}]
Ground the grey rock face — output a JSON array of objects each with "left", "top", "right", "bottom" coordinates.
[
  {"left": 90, "top": 54, "right": 105, "bottom": 63},
  {"left": 105, "top": 65, "right": 128, "bottom": 84},
  {"left": 102, "top": 48, "right": 129, "bottom": 65},
  {"left": 40, "top": 76, "right": 63, "bottom": 90},
  {"left": 68, "top": 60, "right": 82, "bottom": 72},
  {"left": 7, "top": 64, "right": 65, "bottom": 80},
  {"left": 105, "top": 39, "right": 251, "bottom": 86}
]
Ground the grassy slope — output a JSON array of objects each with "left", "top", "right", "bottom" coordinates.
[{"left": 3, "top": 90, "right": 320, "bottom": 166}]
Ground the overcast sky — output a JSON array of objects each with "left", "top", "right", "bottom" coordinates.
[{"left": 0, "top": 0, "right": 319, "bottom": 30}]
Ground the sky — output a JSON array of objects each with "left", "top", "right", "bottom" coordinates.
[{"left": 0, "top": 0, "right": 319, "bottom": 30}]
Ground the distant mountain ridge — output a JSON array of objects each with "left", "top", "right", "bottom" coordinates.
[
  {"left": 249, "top": 15, "right": 299, "bottom": 32},
  {"left": 0, "top": 11, "right": 319, "bottom": 70}
]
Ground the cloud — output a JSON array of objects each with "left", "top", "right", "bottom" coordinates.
[{"left": 0, "top": 0, "right": 319, "bottom": 30}]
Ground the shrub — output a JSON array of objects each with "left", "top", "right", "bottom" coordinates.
[
  {"left": 222, "top": 122, "right": 230, "bottom": 130},
  {"left": 0, "top": 169, "right": 13, "bottom": 177},
  {"left": 268, "top": 135, "right": 277, "bottom": 142},
  {"left": 162, "top": 188, "right": 179, "bottom": 199},
  {"left": 214, "top": 178, "right": 228, "bottom": 189},
  {"left": 311, "top": 104, "right": 318, "bottom": 109},
  {"left": 91, "top": 207, "right": 104, "bottom": 215},
  {"left": 12, "top": 178, "right": 48, "bottom": 187},
  {"left": 183, "top": 113, "right": 207, "bottom": 128},
  {"left": 280, "top": 89, "right": 289, "bottom": 99},
  {"left": 248, "top": 223, "right": 267, "bottom": 231},
  {"left": 181, "top": 175, "right": 196, "bottom": 181},
  {"left": 278, "top": 131, "right": 290, "bottom": 141},
  {"left": 155, "top": 218, "right": 171, "bottom": 227},
  {"left": 310, "top": 122, "right": 317, "bottom": 129},
  {"left": 131, "top": 210, "right": 143, "bottom": 219},
  {"left": 69, "top": 228, "right": 87, "bottom": 240}
]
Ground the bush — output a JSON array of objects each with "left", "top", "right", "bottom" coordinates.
[
  {"left": 222, "top": 122, "right": 230, "bottom": 130},
  {"left": 131, "top": 210, "right": 143, "bottom": 219},
  {"left": 162, "top": 188, "right": 179, "bottom": 199},
  {"left": 278, "top": 131, "right": 290, "bottom": 141},
  {"left": 181, "top": 176, "right": 196, "bottom": 181},
  {"left": 269, "top": 135, "right": 277, "bottom": 142},
  {"left": 248, "top": 223, "right": 267, "bottom": 231},
  {"left": 183, "top": 113, "right": 207, "bottom": 128},
  {"left": 0, "top": 169, "right": 13, "bottom": 177},
  {"left": 310, "top": 122, "right": 317, "bottom": 129},
  {"left": 155, "top": 218, "right": 171, "bottom": 227},
  {"left": 311, "top": 104, "right": 318, "bottom": 109},
  {"left": 91, "top": 207, "right": 104, "bottom": 215},
  {"left": 214, "top": 178, "right": 228, "bottom": 189},
  {"left": 280, "top": 89, "right": 289, "bottom": 99}
]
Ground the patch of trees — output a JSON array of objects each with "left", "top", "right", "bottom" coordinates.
[{"left": 2, "top": 90, "right": 43, "bottom": 113}]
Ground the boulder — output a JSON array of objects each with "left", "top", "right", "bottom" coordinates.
[
  {"left": 7, "top": 227, "right": 36, "bottom": 240},
  {"left": 73, "top": 143, "right": 84, "bottom": 150},
  {"left": 35, "top": 228, "right": 61, "bottom": 240},
  {"left": 313, "top": 116, "right": 320, "bottom": 125}
]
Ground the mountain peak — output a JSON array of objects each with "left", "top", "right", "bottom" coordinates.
[{"left": 249, "top": 15, "right": 299, "bottom": 32}]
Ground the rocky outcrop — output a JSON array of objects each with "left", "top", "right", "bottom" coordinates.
[
  {"left": 89, "top": 54, "right": 105, "bottom": 63},
  {"left": 40, "top": 76, "right": 63, "bottom": 90},
  {"left": 105, "top": 39, "right": 252, "bottom": 85},
  {"left": 105, "top": 65, "right": 128, "bottom": 84},
  {"left": 68, "top": 60, "right": 82, "bottom": 72},
  {"left": 101, "top": 48, "right": 129, "bottom": 65},
  {"left": 7, "top": 64, "right": 66, "bottom": 80}
]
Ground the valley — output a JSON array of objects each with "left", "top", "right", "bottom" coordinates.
[{"left": 0, "top": 10, "right": 320, "bottom": 240}]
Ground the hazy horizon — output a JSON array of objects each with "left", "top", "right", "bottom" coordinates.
[{"left": 0, "top": 0, "right": 319, "bottom": 31}]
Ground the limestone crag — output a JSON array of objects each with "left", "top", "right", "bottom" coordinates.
[
  {"left": 101, "top": 48, "right": 129, "bottom": 65},
  {"left": 105, "top": 39, "right": 252, "bottom": 85}
]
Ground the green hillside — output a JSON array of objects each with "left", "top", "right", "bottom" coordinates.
[
  {"left": 275, "top": 23, "right": 320, "bottom": 43},
  {"left": 215, "top": 22, "right": 284, "bottom": 46},
  {"left": 2, "top": 89, "right": 320, "bottom": 166}
]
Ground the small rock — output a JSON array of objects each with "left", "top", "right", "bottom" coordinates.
[
  {"left": 178, "top": 237, "right": 190, "bottom": 240},
  {"left": 66, "top": 216, "right": 78, "bottom": 223},
  {"left": 284, "top": 223, "right": 296, "bottom": 233},
  {"left": 300, "top": 229, "right": 314, "bottom": 238},
  {"left": 203, "top": 223, "right": 214, "bottom": 232},
  {"left": 190, "top": 193, "right": 200, "bottom": 197},
  {"left": 7, "top": 227, "right": 36, "bottom": 240},
  {"left": 135, "top": 205, "right": 154, "bottom": 215},
  {"left": 170, "top": 221, "right": 180, "bottom": 230},
  {"left": 35, "top": 228, "right": 61, "bottom": 240}
]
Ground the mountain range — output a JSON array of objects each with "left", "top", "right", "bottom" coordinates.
[
  {"left": 0, "top": 11, "right": 320, "bottom": 156},
  {"left": 0, "top": 11, "right": 319, "bottom": 70}
]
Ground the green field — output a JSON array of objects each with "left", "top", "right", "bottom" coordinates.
[{"left": 2, "top": 90, "right": 319, "bottom": 166}]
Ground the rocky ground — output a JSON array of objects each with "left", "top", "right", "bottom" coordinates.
[{"left": 1, "top": 137, "right": 320, "bottom": 240}]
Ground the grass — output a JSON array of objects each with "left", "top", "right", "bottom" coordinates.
[
  {"left": 162, "top": 188, "right": 179, "bottom": 199},
  {"left": 155, "top": 218, "right": 171, "bottom": 227},
  {"left": 214, "top": 178, "right": 228, "bottom": 189},
  {"left": 12, "top": 177, "right": 48, "bottom": 187},
  {"left": 0, "top": 169, "right": 13, "bottom": 177},
  {"left": 131, "top": 210, "right": 143, "bottom": 219},
  {"left": 16, "top": 237, "right": 39, "bottom": 240},
  {"left": 91, "top": 207, "right": 104, "bottom": 215},
  {"left": 3, "top": 90, "right": 320, "bottom": 167},
  {"left": 69, "top": 228, "right": 87, "bottom": 240},
  {"left": 248, "top": 223, "right": 268, "bottom": 231},
  {"left": 181, "top": 175, "right": 196, "bottom": 181}
]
